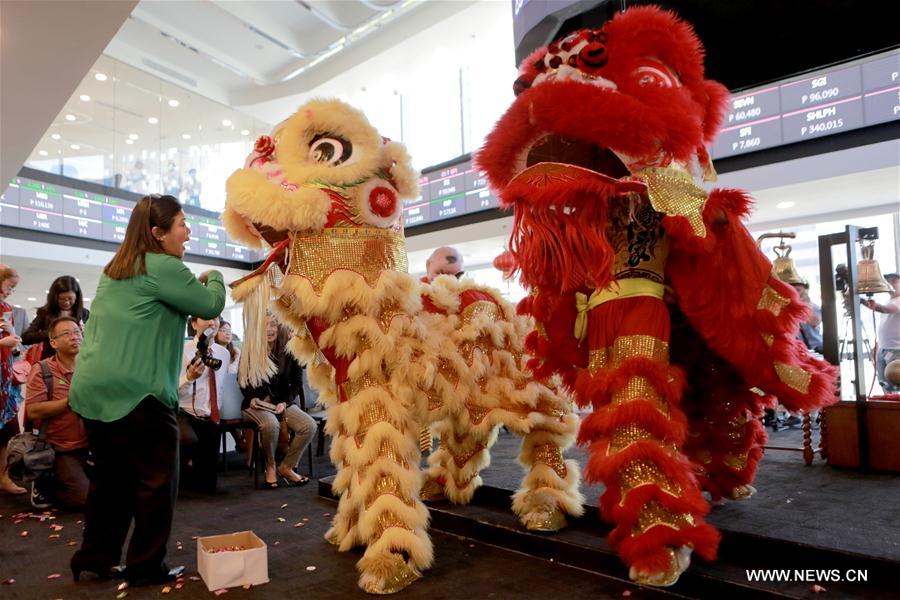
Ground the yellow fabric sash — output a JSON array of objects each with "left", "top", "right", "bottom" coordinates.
[{"left": 574, "top": 279, "right": 665, "bottom": 342}]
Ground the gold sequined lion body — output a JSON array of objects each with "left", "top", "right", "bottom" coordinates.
[{"left": 223, "top": 99, "right": 584, "bottom": 594}]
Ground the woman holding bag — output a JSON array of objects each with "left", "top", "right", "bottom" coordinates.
[
  {"left": 69, "top": 195, "right": 226, "bottom": 586},
  {"left": 0, "top": 264, "right": 25, "bottom": 495}
]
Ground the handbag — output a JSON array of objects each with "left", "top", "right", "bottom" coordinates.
[
  {"left": 11, "top": 342, "right": 44, "bottom": 385},
  {"left": 5, "top": 360, "right": 55, "bottom": 482}
]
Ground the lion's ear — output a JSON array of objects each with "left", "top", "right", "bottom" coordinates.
[{"left": 701, "top": 80, "right": 730, "bottom": 143}]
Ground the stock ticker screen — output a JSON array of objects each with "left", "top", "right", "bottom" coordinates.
[
  {"left": 402, "top": 157, "right": 500, "bottom": 228},
  {"left": 711, "top": 49, "right": 899, "bottom": 159},
  {"left": 0, "top": 177, "right": 259, "bottom": 263}
]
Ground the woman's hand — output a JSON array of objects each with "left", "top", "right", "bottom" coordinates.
[
  {"left": 275, "top": 402, "right": 286, "bottom": 415},
  {"left": 0, "top": 335, "right": 22, "bottom": 348},
  {"left": 0, "top": 320, "right": 15, "bottom": 336}
]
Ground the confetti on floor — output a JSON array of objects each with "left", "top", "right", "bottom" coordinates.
[
  {"left": 20, "top": 531, "right": 28, "bottom": 537},
  {"left": 622, "top": 591, "right": 632, "bottom": 597},
  {"left": 2, "top": 578, "right": 15, "bottom": 584},
  {"left": 116, "top": 592, "right": 128, "bottom": 599},
  {"left": 273, "top": 541, "right": 280, "bottom": 546},
  {"left": 189, "top": 576, "right": 201, "bottom": 581},
  {"left": 214, "top": 588, "right": 228, "bottom": 596},
  {"left": 811, "top": 584, "right": 827, "bottom": 593},
  {"left": 48, "top": 534, "right": 60, "bottom": 539},
  {"left": 162, "top": 586, "right": 172, "bottom": 594},
  {"left": 175, "top": 582, "right": 184, "bottom": 590},
  {"left": 67, "top": 541, "right": 78, "bottom": 546},
  {"left": 293, "top": 522, "right": 305, "bottom": 528},
  {"left": 47, "top": 573, "right": 61, "bottom": 580},
  {"left": 117, "top": 582, "right": 129, "bottom": 591},
  {"left": 276, "top": 517, "right": 285, "bottom": 523},
  {"left": 306, "top": 566, "right": 316, "bottom": 571},
  {"left": 280, "top": 503, "right": 288, "bottom": 509},
  {"left": 243, "top": 584, "right": 253, "bottom": 590}
]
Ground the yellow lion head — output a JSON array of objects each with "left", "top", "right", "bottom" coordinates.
[{"left": 223, "top": 99, "right": 418, "bottom": 249}]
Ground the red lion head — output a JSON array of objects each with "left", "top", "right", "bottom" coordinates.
[{"left": 477, "top": 6, "right": 729, "bottom": 292}]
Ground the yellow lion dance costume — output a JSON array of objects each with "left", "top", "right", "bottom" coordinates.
[{"left": 222, "top": 99, "right": 584, "bottom": 594}]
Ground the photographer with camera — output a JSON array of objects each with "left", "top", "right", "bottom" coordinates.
[{"left": 177, "top": 316, "right": 230, "bottom": 493}]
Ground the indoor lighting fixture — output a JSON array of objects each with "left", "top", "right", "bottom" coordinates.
[
  {"left": 182, "top": 133, "right": 191, "bottom": 140},
  {"left": 51, "top": 133, "right": 61, "bottom": 140},
  {"left": 125, "top": 139, "right": 134, "bottom": 145},
  {"left": 168, "top": 99, "right": 180, "bottom": 108},
  {"left": 70, "top": 144, "right": 80, "bottom": 150},
  {"left": 129, "top": 133, "right": 139, "bottom": 140},
  {"left": 148, "top": 116, "right": 159, "bottom": 124},
  {"left": 27, "top": 297, "right": 36, "bottom": 302},
  {"left": 79, "top": 94, "right": 91, "bottom": 102},
  {"left": 39, "top": 150, "right": 48, "bottom": 156},
  {"left": 95, "top": 72, "right": 107, "bottom": 81},
  {"left": 65, "top": 114, "right": 76, "bottom": 121},
  {"left": 222, "top": 119, "right": 232, "bottom": 127},
  {"left": 240, "top": 129, "right": 250, "bottom": 136},
  {"left": 776, "top": 201, "right": 796, "bottom": 209}
]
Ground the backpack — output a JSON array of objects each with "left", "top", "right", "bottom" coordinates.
[{"left": 5, "top": 360, "right": 55, "bottom": 482}]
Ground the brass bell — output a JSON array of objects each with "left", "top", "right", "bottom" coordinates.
[
  {"left": 771, "top": 241, "right": 805, "bottom": 286},
  {"left": 856, "top": 241, "right": 893, "bottom": 295}
]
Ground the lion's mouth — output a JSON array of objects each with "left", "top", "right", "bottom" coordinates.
[
  {"left": 240, "top": 215, "right": 289, "bottom": 247},
  {"left": 525, "top": 136, "right": 630, "bottom": 179}
]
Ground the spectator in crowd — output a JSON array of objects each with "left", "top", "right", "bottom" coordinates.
[
  {"left": 864, "top": 273, "right": 900, "bottom": 393},
  {"left": 0, "top": 264, "right": 25, "bottom": 495},
  {"left": 22, "top": 275, "right": 91, "bottom": 361},
  {"left": 124, "top": 161, "right": 148, "bottom": 194},
  {"left": 425, "top": 246, "right": 465, "bottom": 281},
  {"left": 216, "top": 319, "right": 240, "bottom": 366},
  {"left": 177, "top": 316, "right": 230, "bottom": 493},
  {"left": 25, "top": 317, "right": 89, "bottom": 510},
  {"left": 183, "top": 169, "right": 202, "bottom": 207},
  {"left": 163, "top": 162, "right": 181, "bottom": 198},
  {"left": 69, "top": 194, "right": 225, "bottom": 586},
  {"left": 241, "top": 314, "right": 316, "bottom": 489},
  {"left": 791, "top": 281, "right": 823, "bottom": 354}
]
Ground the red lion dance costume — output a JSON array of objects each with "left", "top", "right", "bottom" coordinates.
[{"left": 478, "top": 6, "right": 837, "bottom": 586}]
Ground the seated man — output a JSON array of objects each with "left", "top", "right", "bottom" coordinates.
[
  {"left": 25, "top": 316, "right": 89, "bottom": 510},
  {"left": 177, "top": 316, "right": 231, "bottom": 493}
]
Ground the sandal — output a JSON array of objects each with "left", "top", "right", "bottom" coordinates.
[{"left": 280, "top": 474, "right": 310, "bottom": 487}]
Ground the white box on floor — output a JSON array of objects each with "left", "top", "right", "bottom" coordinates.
[{"left": 197, "top": 531, "right": 269, "bottom": 591}]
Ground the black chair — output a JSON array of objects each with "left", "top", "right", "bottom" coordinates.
[{"left": 219, "top": 418, "right": 265, "bottom": 488}]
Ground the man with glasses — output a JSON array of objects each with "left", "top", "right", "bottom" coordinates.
[
  {"left": 425, "top": 246, "right": 465, "bottom": 282},
  {"left": 25, "top": 316, "right": 89, "bottom": 509}
]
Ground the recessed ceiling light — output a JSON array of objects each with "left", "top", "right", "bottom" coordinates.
[
  {"left": 776, "top": 201, "right": 796, "bottom": 209},
  {"left": 221, "top": 119, "right": 232, "bottom": 127},
  {"left": 70, "top": 144, "right": 80, "bottom": 150},
  {"left": 39, "top": 150, "right": 48, "bottom": 156},
  {"left": 240, "top": 129, "right": 250, "bottom": 136},
  {"left": 95, "top": 72, "right": 107, "bottom": 81},
  {"left": 182, "top": 133, "right": 191, "bottom": 140},
  {"left": 44, "top": 290, "right": 49, "bottom": 293},
  {"left": 148, "top": 116, "right": 159, "bottom": 124},
  {"left": 83, "top": 297, "right": 92, "bottom": 302},
  {"left": 129, "top": 133, "right": 139, "bottom": 140},
  {"left": 51, "top": 133, "right": 61, "bottom": 140},
  {"left": 27, "top": 297, "right": 36, "bottom": 302},
  {"left": 79, "top": 94, "right": 91, "bottom": 102},
  {"left": 125, "top": 139, "right": 134, "bottom": 145},
  {"left": 168, "top": 99, "right": 180, "bottom": 108},
  {"left": 65, "top": 114, "right": 76, "bottom": 121}
]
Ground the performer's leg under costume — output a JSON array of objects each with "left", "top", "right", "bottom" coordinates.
[{"left": 576, "top": 297, "right": 718, "bottom": 583}]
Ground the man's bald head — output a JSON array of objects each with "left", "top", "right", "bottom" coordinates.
[{"left": 425, "top": 246, "right": 464, "bottom": 282}]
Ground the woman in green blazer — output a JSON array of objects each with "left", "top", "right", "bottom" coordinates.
[{"left": 69, "top": 195, "right": 226, "bottom": 586}]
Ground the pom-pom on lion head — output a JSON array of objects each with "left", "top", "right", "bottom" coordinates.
[{"left": 223, "top": 99, "right": 418, "bottom": 249}]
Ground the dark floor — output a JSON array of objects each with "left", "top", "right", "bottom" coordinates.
[{"left": 1, "top": 423, "right": 897, "bottom": 599}]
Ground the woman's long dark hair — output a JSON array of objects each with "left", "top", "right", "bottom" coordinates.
[
  {"left": 217, "top": 319, "right": 239, "bottom": 363},
  {"left": 105, "top": 194, "right": 182, "bottom": 280},
  {"left": 37, "top": 275, "right": 84, "bottom": 321}
]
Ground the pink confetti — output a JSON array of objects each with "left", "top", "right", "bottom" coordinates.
[
  {"left": 76, "top": 520, "right": 82, "bottom": 524},
  {"left": 191, "top": 536, "right": 198, "bottom": 540},
  {"left": 293, "top": 522, "right": 305, "bottom": 528},
  {"left": 51, "top": 524, "right": 64, "bottom": 531},
  {"left": 811, "top": 584, "right": 827, "bottom": 593},
  {"left": 117, "top": 582, "right": 129, "bottom": 591},
  {"left": 20, "top": 531, "right": 28, "bottom": 537},
  {"left": 322, "top": 512, "right": 331, "bottom": 517},
  {"left": 302, "top": 517, "right": 309, "bottom": 522},
  {"left": 67, "top": 541, "right": 78, "bottom": 546},
  {"left": 622, "top": 592, "right": 632, "bottom": 597},
  {"left": 214, "top": 588, "right": 228, "bottom": 596},
  {"left": 2, "top": 578, "right": 15, "bottom": 584},
  {"left": 47, "top": 573, "right": 61, "bottom": 580},
  {"left": 273, "top": 541, "right": 280, "bottom": 546},
  {"left": 280, "top": 503, "right": 288, "bottom": 509},
  {"left": 306, "top": 566, "right": 316, "bottom": 572},
  {"left": 175, "top": 582, "right": 184, "bottom": 590},
  {"left": 48, "top": 534, "right": 60, "bottom": 539},
  {"left": 13, "top": 519, "right": 23, "bottom": 525},
  {"left": 189, "top": 576, "right": 201, "bottom": 581},
  {"left": 276, "top": 517, "right": 285, "bottom": 523}
]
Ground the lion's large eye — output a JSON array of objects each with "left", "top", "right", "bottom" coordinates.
[
  {"left": 308, "top": 134, "right": 354, "bottom": 166},
  {"left": 633, "top": 61, "right": 679, "bottom": 88}
]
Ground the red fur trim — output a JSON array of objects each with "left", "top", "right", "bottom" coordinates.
[{"left": 617, "top": 523, "right": 721, "bottom": 567}]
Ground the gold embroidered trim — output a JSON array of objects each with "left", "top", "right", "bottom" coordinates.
[
  {"left": 723, "top": 451, "right": 749, "bottom": 471},
  {"left": 445, "top": 440, "right": 485, "bottom": 469},
  {"left": 378, "top": 439, "right": 410, "bottom": 469},
  {"left": 287, "top": 227, "right": 408, "bottom": 294},
  {"left": 344, "top": 372, "right": 381, "bottom": 401},
  {"left": 373, "top": 511, "right": 412, "bottom": 538},
  {"left": 774, "top": 362, "right": 811, "bottom": 393},
  {"left": 460, "top": 300, "right": 501, "bottom": 325},
  {"left": 378, "top": 302, "right": 402, "bottom": 332},
  {"left": 607, "top": 424, "right": 656, "bottom": 455},
  {"left": 613, "top": 335, "right": 669, "bottom": 363},
  {"left": 757, "top": 285, "right": 790, "bottom": 316},
  {"left": 618, "top": 460, "right": 682, "bottom": 505},
  {"left": 761, "top": 333, "right": 774, "bottom": 347},
  {"left": 365, "top": 475, "right": 414, "bottom": 508},
  {"left": 532, "top": 443, "right": 568, "bottom": 478},
  {"left": 633, "top": 500, "right": 695, "bottom": 536},
  {"left": 465, "top": 404, "right": 491, "bottom": 425},
  {"left": 589, "top": 348, "right": 609, "bottom": 374},
  {"left": 636, "top": 167, "right": 708, "bottom": 237}
]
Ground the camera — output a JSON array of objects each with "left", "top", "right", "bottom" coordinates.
[{"left": 192, "top": 326, "right": 222, "bottom": 371}]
